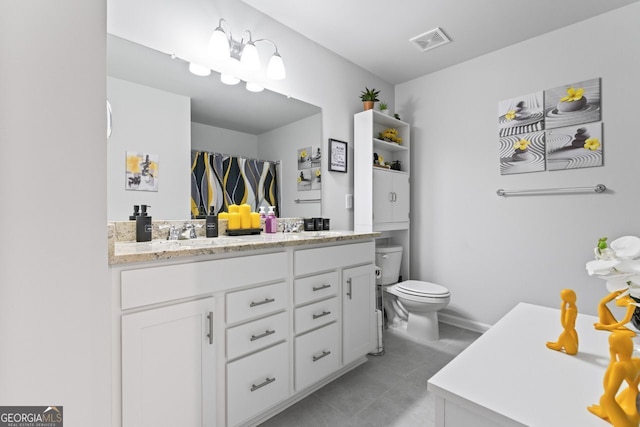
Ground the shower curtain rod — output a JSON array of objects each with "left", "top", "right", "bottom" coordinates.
[
  {"left": 496, "top": 184, "right": 607, "bottom": 197},
  {"left": 206, "top": 151, "right": 280, "bottom": 165}
]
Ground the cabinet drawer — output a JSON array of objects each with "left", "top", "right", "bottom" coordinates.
[
  {"left": 227, "top": 342, "right": 289, "bottom": 426},
  {"left": 295, "top": 323, "right": 340, "bottom": 391},
  {"left": 226, "top": 281, "right": 287, "bottom": 324},
  {"left": 226, "top": 311, "right": 288, "bottom": 360},
  {"left": 121, "top": 251, "right": 287, "bottom": 309},
  {"left": 294, "top": 271, "right": 339, "bottom": 305},
  {"left": 294, "top": 297, "right": 339, "bottom": 335},
  {"left": 294, "top": 241, "right": 374, "bottom": 276}
]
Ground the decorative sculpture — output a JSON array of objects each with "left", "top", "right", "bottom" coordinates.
[
  {"left": 588, "top": 330, "right": 640, "bottom": 426},
  {"left": 594, "top": 289, "right": 638, "bottom": 334},
  {"left": 546, "top": 289, "right": 579, "bottom": 355}
]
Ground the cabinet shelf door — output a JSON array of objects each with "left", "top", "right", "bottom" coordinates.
[{"left": 122, "top": 297, "right": 216, "bottom": 427}]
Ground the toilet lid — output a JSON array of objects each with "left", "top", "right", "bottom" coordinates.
[{"left": 396, "top": 280, "right": 450, "bottom": 297}]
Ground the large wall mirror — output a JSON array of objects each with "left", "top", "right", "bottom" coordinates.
[{"left": 106, "top": 34, "right": 322, "bottom": 221}]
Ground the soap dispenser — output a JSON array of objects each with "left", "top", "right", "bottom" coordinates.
[
  {"left": 129, "top": 205, "right": 140, "bottom": 220},
  {"left": 136, "top": 204, "right": 152, "bottom": 242},
  {"left": 206, "top": 205, "right": 218, "bottom": 238},
  {"left": 265, "top": 206, "right": 277, "bottom": 234},
  {"left": 258, "top": 206, "right": 266, "bottom": 230}
]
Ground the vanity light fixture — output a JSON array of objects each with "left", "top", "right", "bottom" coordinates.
[
  {"left": 245, "top": 81, "right": 264, "bottom": 93},
  {"left": 208, "top": 18, "right": 286, "bottom": 85},
  {"left": 188, "top": 62, "right": 212, "bottom": 77}
]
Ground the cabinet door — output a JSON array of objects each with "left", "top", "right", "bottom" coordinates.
[
  {"left": 342, "top": 264, "right": 375, "bottom": 365},
  {"left": 373, "top": 168, "right": 394, "bottom": 224},
  {"left": 392, "top": 173, "right": 410, "bottom": 222},
  {"left": 122, "top": 297, "right": 216, "bottom": 427}
]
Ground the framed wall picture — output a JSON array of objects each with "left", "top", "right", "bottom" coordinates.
[{"left": 329, "top": 138, "right": 348, "bottom": 172}]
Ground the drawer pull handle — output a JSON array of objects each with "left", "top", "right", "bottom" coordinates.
[
  {"left": 312, "top": 284, "right": 331, "bottom": 292},
  {"left": 312, "top": 350, "right": 331, "bottom": 362},
  {"left": 250, "top": 377, "right": 276, "bottom": 392},
  {"left": 250, "top": 329, "right": 276, "bottom": 342},
  {"left": 249, "top": 297, "right": 275, "bottom": 308},
  {"left": 207, "top": 312, "right": 213, "bottom": 345},
  {"left": 312, "top": 310, "right": 331, "bottom": 320}
]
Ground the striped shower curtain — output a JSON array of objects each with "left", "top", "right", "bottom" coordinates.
[{"left": 190, "top": 151, "right": 280, "bottom": 216}]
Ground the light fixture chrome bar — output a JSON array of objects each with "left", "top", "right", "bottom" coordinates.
[
  {"left": 496, "top": 184, "right": 606, "bottom": 197},
  {"left": 294, "top": 198, "right": 321, "bottom": 203}
]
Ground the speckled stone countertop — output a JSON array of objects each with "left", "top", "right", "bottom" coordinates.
[{"left": 108, "top": 221, "right": 379, "bottom": 265}]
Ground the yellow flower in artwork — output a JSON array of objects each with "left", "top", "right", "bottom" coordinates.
[
  {"left": 560, "top": 87, "right": 585, "bottom": 102},
  {"left": 514, "top": 139, "right": 530, "bottom": 150},
  {"left": 584, "top": 137, "right": 600, "bottom": 151},
  {"left": 297, "top": 176, "right": 302, "bottom": 183},
  {"left": 148, "top": 161, "right": 158, "bottom": 175},
  {"left": 315, "top": 169, "right": 321, "bottom": 177},
  {"left": 300, "top": 150, "right": 308, "bottom": 159},
  {"left": 505, "top": 110, "right": 516, "bottom": 121},
  {"left": 126, "top": 155, "right": 140, "bottom": 173}
]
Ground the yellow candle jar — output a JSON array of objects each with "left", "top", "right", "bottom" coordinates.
[
  {"left": 228, "top": 212, "right": 241, "bottom": 230},
  {"left": 250, "top": 212, "right": 261, "bottom": 229},
  {"left": 240, "top": 204, "right": 251, "bottom": 229}
]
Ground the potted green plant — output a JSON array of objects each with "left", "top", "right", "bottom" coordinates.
[
  {"left": 378, "top": 101, "right": 390, "bottom": 115},
  {"left": 360, "top": 87, "right": 380, "bottom": 111}
]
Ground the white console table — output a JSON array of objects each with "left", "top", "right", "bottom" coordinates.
[{"left": 428, "top": 303, "right": 612, "bottom": 426}]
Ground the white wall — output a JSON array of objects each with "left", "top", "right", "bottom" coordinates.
[
  {"left": 107, "top": 77, "right": 190, "bottom": 221},
  {"left": 396, "top": 3, "right": 640, "bottom": 328},
  {"left": 107, "top": 0, "right": 393, "bottom": 229},
  {"left": 0, "top": 1, "right": 110, "bottom": 425},
  {"left": 258, "top": 113, "right": 323, "bottom": 218},
  {"left": 191, "top": 122, "right": 258, "bottom": 158}
]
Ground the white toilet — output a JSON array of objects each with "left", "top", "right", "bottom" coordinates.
[{"left": 376, "top": 244, "right": 450, "bottom": 341}]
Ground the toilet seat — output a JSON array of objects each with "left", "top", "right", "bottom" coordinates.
[{"left": 395, "top": 280, "right": 450, "bottom": 298}]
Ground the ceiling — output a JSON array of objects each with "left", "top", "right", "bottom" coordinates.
[
  {"left": 241, "top": 0, "right": 640, "bottom": 85},
  {"left": 107, "top": 35, "right": 320, "bottom": 135}
]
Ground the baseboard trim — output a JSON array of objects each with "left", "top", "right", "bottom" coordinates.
[{"left": 438, "top": 312, "right": 491, "bottom": 334}]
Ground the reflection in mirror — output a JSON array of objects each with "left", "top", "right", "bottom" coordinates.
[{"left": 106, "top": 34, "right": 322, "bottom": 221}]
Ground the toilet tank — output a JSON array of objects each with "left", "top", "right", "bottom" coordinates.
[{"left": 375, "top": 244, "right": 403, "bottom": 285}]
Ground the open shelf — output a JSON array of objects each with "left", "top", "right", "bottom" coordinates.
[{"left": 373, "top": 138, "right": 408, "bottom": 152}]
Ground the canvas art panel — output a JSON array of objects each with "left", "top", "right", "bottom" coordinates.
[
  {"left": 544, "top": 78, "right": 601, "bottom": 129},
  {"left": 499, "top": 131, "right": 546, "bottom": 175},
  {"left": 546, "top": 122, "right": 603, "bottom": 171},
  {"left": 498, "top": 91, "right": 544, "bottom": 137},
  {"left": 297, "top": 169, "right": 312, "bottom": 191},
  {"left": 126, "top": 151, "right": 158, "bottom": 191},
  {"left": 298, "top": 147, "right": 312, "bottom": 170}
]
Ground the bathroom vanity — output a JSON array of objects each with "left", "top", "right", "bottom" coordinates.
[{"left": 109, "top": 229, "right": 379, "bottom": 427}]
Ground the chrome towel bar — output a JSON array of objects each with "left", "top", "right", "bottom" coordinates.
[
  {"left": 496, "top": 184, "right": 606, "bottom": 197},
  {"left": 294, "top": 198, "right": 321, "bottom": 203}
]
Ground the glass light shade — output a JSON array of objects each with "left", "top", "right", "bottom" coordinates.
[
  {"left": 209, "top": 28, "right": 230, "bottom": 60},
  {"left": 245, "top": 81, "right": 264, "bottom": 92},
  {"left": 221, "top": 74, "right": 240, "bottom": 85},
  {"left": 267, "top": 53, "right": 286, "bottom": 80},
  {"left": 188, "top": 63, "right": 211, "bottom": 77},
  {"left": 240, "top": 42, "right": 261, "bottom": 72}
]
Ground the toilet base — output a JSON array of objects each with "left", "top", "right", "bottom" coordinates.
[{"left": 407, "top": 311, "right": 440, "bottom": 341}]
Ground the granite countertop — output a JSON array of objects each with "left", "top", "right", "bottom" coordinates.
[{"left": 109, "top": 230, "right": 380, "bottom": 265}]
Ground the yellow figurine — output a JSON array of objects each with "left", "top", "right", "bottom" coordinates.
[
  {"left": 588, "top": 330, "right": 640, "bottom": 426},
  {"left": 546, "top": 289, "right": 579, "bottom": 355},
  {"left": 594, "top": 289, "right": 638, "bottom": 334}
]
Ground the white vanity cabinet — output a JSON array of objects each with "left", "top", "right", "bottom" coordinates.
[
  {"left": 112, "top": 236, "right": 377, "bottom": 427},
  {"left": 121, "top": 297, "right": 216, "bottom": 427}
]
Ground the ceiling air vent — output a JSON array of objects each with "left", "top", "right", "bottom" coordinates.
[{"left": 409, "top": 27, "right": 451, "bottom": 52}]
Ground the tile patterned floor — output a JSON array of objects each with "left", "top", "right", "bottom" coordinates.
[{"left": 259, "top": 323, "right": 482, "bottom": 427}]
